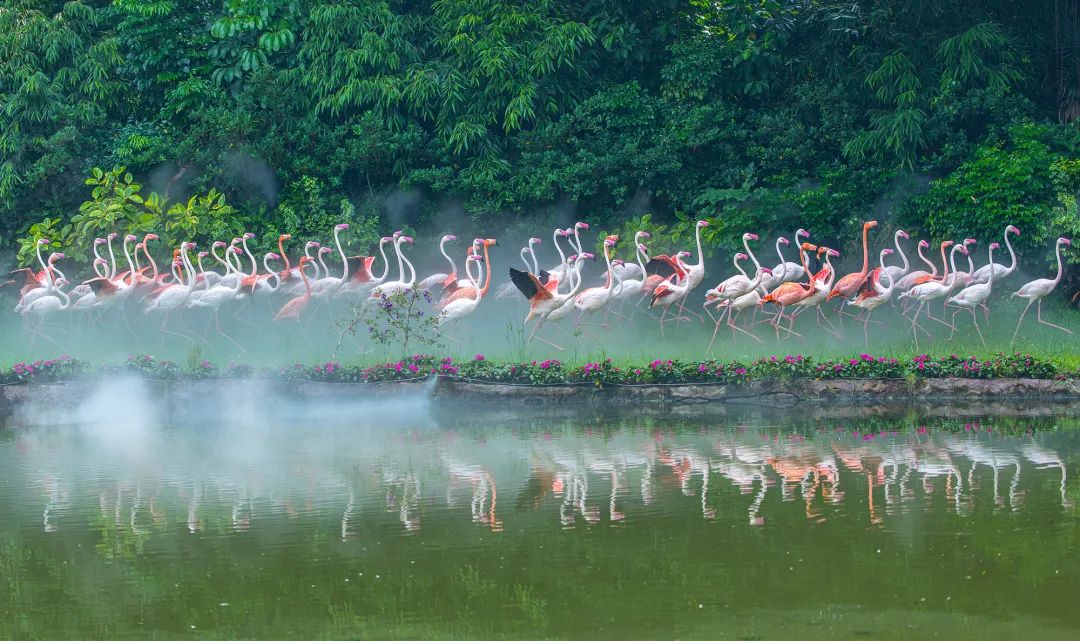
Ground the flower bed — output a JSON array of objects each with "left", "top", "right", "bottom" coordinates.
[{"left": 0, "top": 352, "right": 1072, "bottom": 386}]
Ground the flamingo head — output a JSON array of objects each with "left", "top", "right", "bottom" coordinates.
[
  {"left": 919, "top": 239, "right": 930, "bottom": 248},
  {"left": 736, "top": 252, "right": 748, "bottom": 261},
  {"left": 443, "top": 234, "right": 457, "bottom": 242},
  {"left": 816, "top": 246, "right": 827, "bottom": 257},
  {"left": 243, "top": 232, "right": 255, "bottom": 240},
  {"left": 402, "top": 236, "right": 415, "bottom": 244},
  {"left": 145, "top": 233, "right": 159, "bottom": 242},
  {"left": 108, "top": 232, "right": 119, "bottom": 240},
  {"left": 467, "top": 254, "right": 483, "bottom": 263},
  {"left": 762, "top": 267, "right": 774, "bottom": 275},
  {"left": 828, "top": 249, "right": 840, "bottom": 257},
  {"left": 705, "top": 288, "right": 719, "bottom": 302},
  {"left": 796, "top": 228, "right": 810, "bottom": 238},
  {"left": 319, "top": 247, "right": 333, "bottom": 255},
  {"left": 604, "top": 238, "right": 616, "bottom": 248},
  {"left": 778, "top": 236, "right": 789, "bottom": 245},
  {"left": 93, "top": 257, "right": 107, "bottom": 267},
  {"left": 306, "top": 241, "right": 320, "bottom": 249},
  {"left": 605, "top": 234, "right": 619, "bottom": 244},
  {"left": 581, "top": 252, "right": 596, "bottom": 261},
  {"left": 50, "top": 253, "right": 66, "bottom": 261},
  {"left": 1060, "top": 237, "right": 1073, "bottom": 246},
  {"left": 213, "top": 241, "right": 226, "bottom": 249},
  {"left": 380, "top": 236, "right": 393, "bottom": 244},
  {"left": 898, "top": 230, "right": 910, "bottom": 240},
  {"left": 637, "top": 243, "right": 648, "bottom": 253},
  {"left": 990, "top": 242, "right": 1001, "bottom": 250},
  {"left": 556, "top": 228, "right": 569, "bottom": 237},
  {"left": 335, "top": 223, "right": 350, "bottom": 231},
  {"left": 958, "top": 245, "right": 969, "bottom": 255},
  {"left": 677, "top": 250, "right": 691, "bottom": 259},
  {"left": 483, "top": 238, "right": 497, "bottom": 247},
  {"left": 743, "top": 232, "right": 757, "bottom": 242},
  {"left": 575, "top": 222, "right": 589, "bottom": 231},
  {"left": 269, "top": 253, "right": 281, "bottom": 260},
  {"left": 392, "top": 230, "right": 402, "bottom": 239},
  {"left": 882, "top": 248, "right": 895, "bottom": 256},
  {"left": 942, "top": 240, "right": 955, "bottom": 248},
  {"left": 964, "top": 238, "right": 977, "bottom": 246},
  {"left": 1007, "top": 225, "right": 1020, "bottom": 235},
  {"left": 182, "top": 242, "right": 197, "bottom": 250},
  {"left": 125, "top": 234, "right": 137, "bottom": 242},
  {"left": 801, "top": 242, "right": 817, "bottom": 252},
  {"left": 567, "top": 254, "right": 577, "bottom": 263},
  {"left": 198, "top": 251, "right": 209, "bottom": 259},
  {"left": 298, "top": 256, "right": 312, "bottom": 265},
  {"left": 640, "top": 231, "right": 652, "bottom": 239},
  {"left": 865, "top": 220, "right": 879, "bottom": 229},
  {"left": 229, "top": 246, "right": 242, "bottom": 255},
  {"left": 528, "top": 237, "right": 541, "bottom": 245},
  {"left": 280, "top": 233, "right": 292, "bottom": 241},
  {"left": 94, "top": 237, "right": 106, "bottom": 246},
  {"left": 697, "top": 220, "right": 709, "bottom": 228}
]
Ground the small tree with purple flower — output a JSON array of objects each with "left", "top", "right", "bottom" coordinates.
[{"left": 335, "top": 287, "right": 444, "bottom": 359}]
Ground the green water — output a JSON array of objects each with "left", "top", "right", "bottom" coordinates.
[{"left": 1, "top": 393, "right": 1078, "bottom": 640}]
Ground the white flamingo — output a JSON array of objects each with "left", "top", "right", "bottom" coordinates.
[{"left": 1011, "top": 237, "right": 1072, "bottom": 345}]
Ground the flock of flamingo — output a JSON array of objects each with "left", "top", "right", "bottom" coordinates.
[{"left": 4, "top": 219, "right": 1074, "bottom": 352}]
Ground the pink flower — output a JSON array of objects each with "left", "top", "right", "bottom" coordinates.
[
  {"left": 408, "top": 363, "right": 419, "bottom": 374},
  {"left": 475, "top": 354, "right": 485, "bottom": 361}
]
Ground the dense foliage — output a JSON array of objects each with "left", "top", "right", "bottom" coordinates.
[
  {"left": 2, "top": 352, "right": 1072, "bottom": 385},
  {"left": 3, "top": 1, "right": 1080, "bottom": 296}
]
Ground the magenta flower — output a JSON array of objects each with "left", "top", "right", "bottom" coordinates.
[
  {"left": 408, "top": 363, "right": 419, "bottom": 374},
  {"left": 475, "top": 354, "right": 485, "bottom": 362}
]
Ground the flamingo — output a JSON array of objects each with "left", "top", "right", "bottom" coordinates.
[
  {"left": 761, "top": 229, "right": 809, "bottom": 290},
  {"left": 439, "top": 238, "right": 496, "bottom": 306},
  {"left": 439, "top": 255, "right": 485, "bottom": 329},
  {"left": 20, "top": 278, "right": 73, "bottom": 351},
  {"left": 371, "top": 234, "right": 417, "bottom": 299},
  {"left": 418, "top": 234, "right": 461, "bottom": 292},
  {"left": 970, "top": 224, "right": 1020, "bottom": 284},
  {"left": 1011, "top": 237, "right": 1072, "bottom": 345},
  {"left": 826, "top": 220, "right": 878, "bottom": 302},
  {"left": 847, "top": 248, "right": 896, "bottom": 346},
  {"left": 275, "top": 257, "right": 315, "bottom": 321},
  {"left": 759, "top": 239, "right": 817, "bottom": 340},
  {"left": 495, "top": 237, "right": 542, "bottom": 299},
  {"left": 610, "top": 231, "right": 648, "bottom": 283},
  {"left": 898, "top": 243, "right": 966, "bottom": 349},
  {"left": 575, "top": 236, "right": 621, "bottom": 327},
  {"left": 705, "top": 253, "right": 772, "bottom": 348},
  {"left": 144, "top": 241, "right": 198, "bottom": 344},
  {"left": 947, "top": 242, "right": 999, "bottom": 346},
  {"left": 309, "top": 223, "right": 351, "bottom": 298},
  {"left": 188, "top": 246, "right": 248, "bottom": 351},
  {"left": 343, "top": 236, "right": 392, "bottom": 296},
  {"left": 791, "top": 245, "right": 842, "bottom": 338},
  {"left": 894, "top": 240, "right": 937, "bottom": 290},
  {"left": 882, "top": 230, "right": 911, "bottom": 285}
]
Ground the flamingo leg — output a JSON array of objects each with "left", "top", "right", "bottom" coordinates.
[
  {"left": 1036, "top": 300, "right": 1073, "bottom": 334},
  {"left": 728, "top": 310, "right": 762, "bottom": 343},
  {"left": 1011, "top": 300, "right": 1033, "bottom": 346},
  {"left": 214, "top": 309, "right": 246, "bottom": 353},
  {"left": 971, "top": 308, "right": 986, "bottom": 346}
]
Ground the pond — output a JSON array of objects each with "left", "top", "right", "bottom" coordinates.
[{"left": 1, "top": 383, "right": 1078, "bottom": 640}]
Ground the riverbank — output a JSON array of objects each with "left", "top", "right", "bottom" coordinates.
[{"left": 4, "top": 375, "right": 1080, "bottom": 414}]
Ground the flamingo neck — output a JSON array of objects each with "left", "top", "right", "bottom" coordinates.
[
  {"left": 142, "top": 244, "right": 158, "bottom": 282},
  {"left": 241, "top": 238, "right": 257, "bottom": 277},
  {"left": 917, "top": 243, "right": 936, "bottom": 275},
  {"left": 279, "top": 237, "right": 290, "bottom": 272},
  {"left": 519, "top": 248, "right": 531, "bottom": 271},
  {"left": 878, "top": 251, "right": 894, "bottom": 294},
  {"left": 602, "top": 246, "right": 615, "bottom": 292},
  {"left": 393, "top": 238, "right": 405, "bottom": 281},
  {"left": 335, "top": 228, "right": 349, "bottom": 280},
  {"left": 478, "top": 243, "right": 491, "bottom": 294},
  {"left": 1053, "top": 242, "right": 1065, "bottom": 284},
  {"left": 553, "top": 230, "right": 567, "bottom": 267},
  {"left": 210, "top": 247, "right": 230, "bottom": 275},
  {"left": 1003, "top": 228, "right": 1018, "bottom": 272},
  {"left": 375, "top": 240, "right": 390, "bottom": 282},
  {"left": 106, "top": 239, "right": 118, "bottom": 279},
  {"left": 733, "top": 254, "right": 748, "bottom": 279},
  {"left": 528, "top": 246, "right": 540, "bottom": 275},
  {"left": 939, "top": 244, "right": 951, "bottom": 281},
  {"left": 744, "top": 237, "right": 762, "bottom": 277},
  {"left": 317, "top": 252, "right": 331, "bottom": 277},
  {"left": 859, "top": 226, "right": 870, "bottom": 274},
  {"left": 264, "top": 256, "right": 280, "bottom": 291},
  {"left": 894, "top": 232, "right": 909, "bottom": 271},
  {"left": 300, "top": 262, "right": 312, "bottom": 296},
  {"left": 35, "top": 242, "right": 50, "bottom": 285},
  {"left": 442, "top": 238, "right": 458, "bottom": 276}
]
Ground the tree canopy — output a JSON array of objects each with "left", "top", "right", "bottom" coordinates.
[{"left": 2, "top": 1, "right": 1080, "bottom": 294}]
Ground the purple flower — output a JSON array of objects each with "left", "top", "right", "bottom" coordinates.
[
  {"left": 734, "top": 367, "right": 747, "bottom": 376},
  {"left": 475, "top": 354, "right": 485, "bottom": 361}
]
